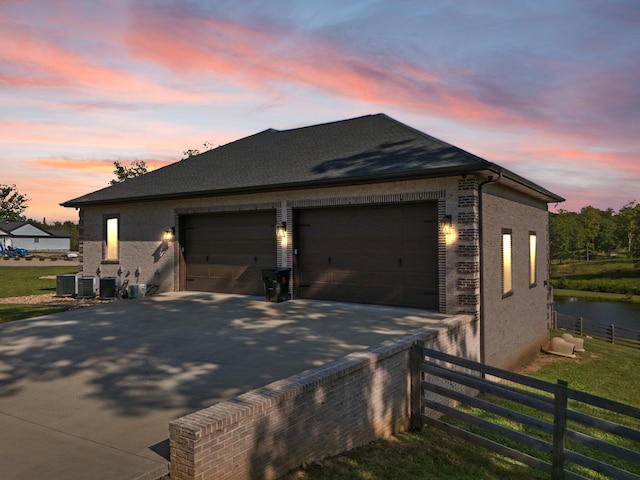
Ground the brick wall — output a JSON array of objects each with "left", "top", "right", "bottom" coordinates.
[
  {"left": 169, "top": 314, "right": 478, "bottom": 480},
  {"left": 481, "top": 184, "right": 551, "bottom": 369}
]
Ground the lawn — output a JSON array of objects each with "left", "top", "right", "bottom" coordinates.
[
  {"left": 0, "top": 265, "right": 79, "bottom": 323},
  {"left": 552, "top": 256, "right": 640, "bottom": 300},
  {"left": 0, "top": 265, "right": 78, "bottom": 298},
  {"left": 280, "top": 335, "right": 640, "bottom": 480}
]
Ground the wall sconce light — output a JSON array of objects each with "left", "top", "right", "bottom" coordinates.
[
  {"left": 441, "top": 215, "right": 453, "bottom": 235},
  {"left": 164, "top": 227, "right": 175, "bottom": 242},
  {"left": 276, "top": 221, "right": 287, "bottom": 238}
]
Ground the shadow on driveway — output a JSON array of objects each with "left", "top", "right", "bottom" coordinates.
[{"left": 0, "top": 292, "right": 450, "bottom": 480}]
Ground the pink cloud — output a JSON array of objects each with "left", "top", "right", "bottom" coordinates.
[
  {"left": 0, "top": 22, "right": 210, "bottom": 104},
  {"left": 29, "top": 157, "right": 174, "bottom": 174},
  {"left": 125, "top": 5, "right": 533, "bottom": 130}
]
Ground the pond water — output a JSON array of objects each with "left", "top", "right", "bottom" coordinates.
[{"left": 554, "top": 297, "right": 640, "bottom": 331}]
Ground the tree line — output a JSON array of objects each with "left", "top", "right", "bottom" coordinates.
[{"left": 550, "top": 201, "right": 640, "bottom": 263}]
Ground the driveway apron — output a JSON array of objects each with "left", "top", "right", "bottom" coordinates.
[{"left": 0, "top": 292, "right": 451, "bottom": 480}]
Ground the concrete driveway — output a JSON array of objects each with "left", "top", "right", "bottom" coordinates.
[{"left": 0, "top": 292, "right": 451, "bottom": 480}]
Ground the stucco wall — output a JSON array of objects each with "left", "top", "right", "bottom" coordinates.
[{"left": 480, "top": 184, "right": 552, "bottom": 369}]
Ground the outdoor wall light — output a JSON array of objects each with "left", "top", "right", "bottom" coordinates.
[
  {"left": 164, "top": 227, "right": 175, "bottom": 242},
  {"left": 441, "top": 215, "right": 453, "bottom": 235},
  {"left": 276, "top": 221, "right": 287, "bottom": 239}
]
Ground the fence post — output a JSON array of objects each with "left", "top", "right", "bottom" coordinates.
[
  {"left": 410, "top": 342, "right": 423, "bottom": 430},
  {"left": 610, "top": 324, "right": 615, "bottom": 345},
  {"left": 579, "top": 317, "right": 583, "bottom": 337},
  {"left": 552, "top": 380, "right": 568, "bottom": 479}
]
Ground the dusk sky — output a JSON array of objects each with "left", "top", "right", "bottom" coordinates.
[{"left": 2, "top": 0, "right": 638, "bottom": 223}]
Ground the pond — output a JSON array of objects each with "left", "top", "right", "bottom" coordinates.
[{"left": 554, "top": 297, "right": 640, "bottom": 331}]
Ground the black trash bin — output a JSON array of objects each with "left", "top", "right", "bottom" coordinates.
[{"left": 262, "top": 268, "right": 291, "bottom": 302}]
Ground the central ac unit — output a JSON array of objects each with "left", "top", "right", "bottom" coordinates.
[
  {"left": 99, "top": 276, "right": 120, "bottom": 299},
  {"left": 127, "top": 283, "right": 147, "bottom": 299},
  {"left": 56, "top": 274, "right": 77, "bottom": 297},
  {"left": 77, "top": 277, "right": 97, "bottom": 298}
]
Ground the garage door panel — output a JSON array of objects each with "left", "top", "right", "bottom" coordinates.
[
  {"left": 184, "top": 211, "right": 276, "bottom": 295},
  {"left": 330, "top": 270, "right": 364, "bottom": 286},
  {"left": 403, "top": 289, "right": 438, "bottom": 308},
  {"left": 206, "top": 264, "right": 233, "bottom": 279},
  {"left": 295, "top": 203, "right": 438, "bottom": 309},
  {"left": 297, "top": 268, "right": 329, "bottom": 285}
]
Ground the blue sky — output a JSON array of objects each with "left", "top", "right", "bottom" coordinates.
[{"left": 1, "top": 0, "right": 639, "bottom": 221}]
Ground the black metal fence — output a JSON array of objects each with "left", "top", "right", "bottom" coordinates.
[
  {"left": 415, "top": 344, "right": 640, "bottom": 479},
  {"left": 555, "top": 313, "right": 640, "bottom": 349}
]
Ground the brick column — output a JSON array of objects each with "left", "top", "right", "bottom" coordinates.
[{"left": 455, "top": 178, "right": 480, "bottom": 318}]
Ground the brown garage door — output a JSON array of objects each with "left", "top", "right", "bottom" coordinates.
[
  {"left": 295, "top": 202, "right": 439, "bottom": 309},
  {"left": 182, "top": 210, "right": 276, "bottom": 295}
]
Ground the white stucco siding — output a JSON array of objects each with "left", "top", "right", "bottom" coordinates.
[
  {"left": 481, "top": 185, "right": 551, "bottom": 369},
  {"left": 11, "top": 237, "right": 70, "bottom": 252}
]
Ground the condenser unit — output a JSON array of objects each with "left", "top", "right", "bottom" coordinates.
[
  {"left": 99, "top": 277, "right": 120, "bottom": 299},
  {"left": 127, "top": 283, "right": 147, "bottom": 299},
  {"left": 56, "top": 274, "right": 77, "bottom": 297},
  {"left": 77, "top": 277, "right": 97, "bottom": 298}
]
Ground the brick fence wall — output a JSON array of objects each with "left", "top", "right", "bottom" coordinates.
[{"left": 169, "top": 314, "right": 478, "bottom": 480}]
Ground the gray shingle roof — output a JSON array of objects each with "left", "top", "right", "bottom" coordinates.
[
  {"left": 0, "top": 221, "right": 70, "bottom": 238},
  {"left": 62, "top": 113, "right": 563, "bottom": 207}
]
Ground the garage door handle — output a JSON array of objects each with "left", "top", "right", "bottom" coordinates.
[
  {"left": 254, "top": 256, "right": 258, "bottom": 264},
  {"left": 328, "top": 256, "right": 332, "bottom": 265},
  {"left": 398, "top": 258, "right": 403, "bottom": 266}
]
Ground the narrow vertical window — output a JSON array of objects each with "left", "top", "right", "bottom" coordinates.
[
  {"left": 529, "top": 232, "right": 537, "bottom": 287},
  {"left": 105, "top": 217, "right": 119, "bottom": 261},
  {"left": 502, "top": 229, "right": 512, "bottom": 297}
]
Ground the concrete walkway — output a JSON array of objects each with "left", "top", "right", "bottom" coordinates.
[{"left": 0, "top": 292, "right": 451, "bottom": 480}]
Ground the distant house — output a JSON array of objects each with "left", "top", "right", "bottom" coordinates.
[
  {"left": 0, "top": 221, "right": 71, "bottom": 252},
  {"left": 62, "top": 114, "right": 564, "bottom": 369}
]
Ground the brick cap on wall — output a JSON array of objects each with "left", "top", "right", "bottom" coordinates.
[{"left": 169, "top": 314, "right": 475, "bottom": 439}]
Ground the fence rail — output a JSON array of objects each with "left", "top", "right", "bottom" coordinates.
[
  {"left": 416, "top": 344, "right": 640, "bottom": 479},
  {"left": 554, "top": 313, "right": 640, "bottom": 349}
]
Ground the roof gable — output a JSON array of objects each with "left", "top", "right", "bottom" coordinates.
[
  {"left": 62, "top": 114, "right": 562, "bottom": 207},
  {"left": 0, "top": 221, "right": 70, "bottom": 238}
]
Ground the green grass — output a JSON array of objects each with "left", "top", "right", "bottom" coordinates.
[
  {"left": 553, "top": 288, "right": 640, "bottom": 304},
  {"left": 0, "top": 265, "right": 78, "bottom": 298},
  {"left": 280, "top": 335, "right": 640, "bottom": 480},
  {"left": 552, "top": 256, "right": 640, "bottom": 298},
  {"left": 0, "top": 266, "right": 78, "bottom": 322},
  {"left": 0, "top": 305, "right": 67, "bottom": 323}
]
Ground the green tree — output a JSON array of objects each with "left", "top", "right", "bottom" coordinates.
[
  {"left": 618, "top": 200, "right": 640, "bottom": 254},
  {"left": 0, "top": 184, "right": 29, "bottom": 221},
  {"left": 110, "top": 160, "right": 148, "bottom": 185},
  {"left": 550, "top": 210, "right": 580, "bottom": 262},
  {"left": 594, "top": 208, "right": 620, "bottom": 255},
  {"left": 182, "top": 141, "right": 215, "bottom": 160},
  {"left": 579, "top": 206, "right": 601, "bottom": 261}
]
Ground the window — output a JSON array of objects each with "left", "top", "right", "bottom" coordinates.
[
  {"left": 34, "top": 237, "right": 39, "bottom": 243},
  {"left": 105, "top": 216, "right": 119, "bottom": 261},
  {"left": 529, "top": 232, "right": 537, "bottom": 287},
  {"left": 502, "top": 229, "right": 512, "bottom": 297}
]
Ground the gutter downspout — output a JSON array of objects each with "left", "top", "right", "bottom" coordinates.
[{"left": 478, "top": 171, "right": 502, "bottom": 365}]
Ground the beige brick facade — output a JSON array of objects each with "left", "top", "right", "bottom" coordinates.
[
  {"left": 480, "top": 183, "right": 552, "bottom": 369},
  {"left": 77, "top": 174, "right": 552, "bottom": 370}
]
